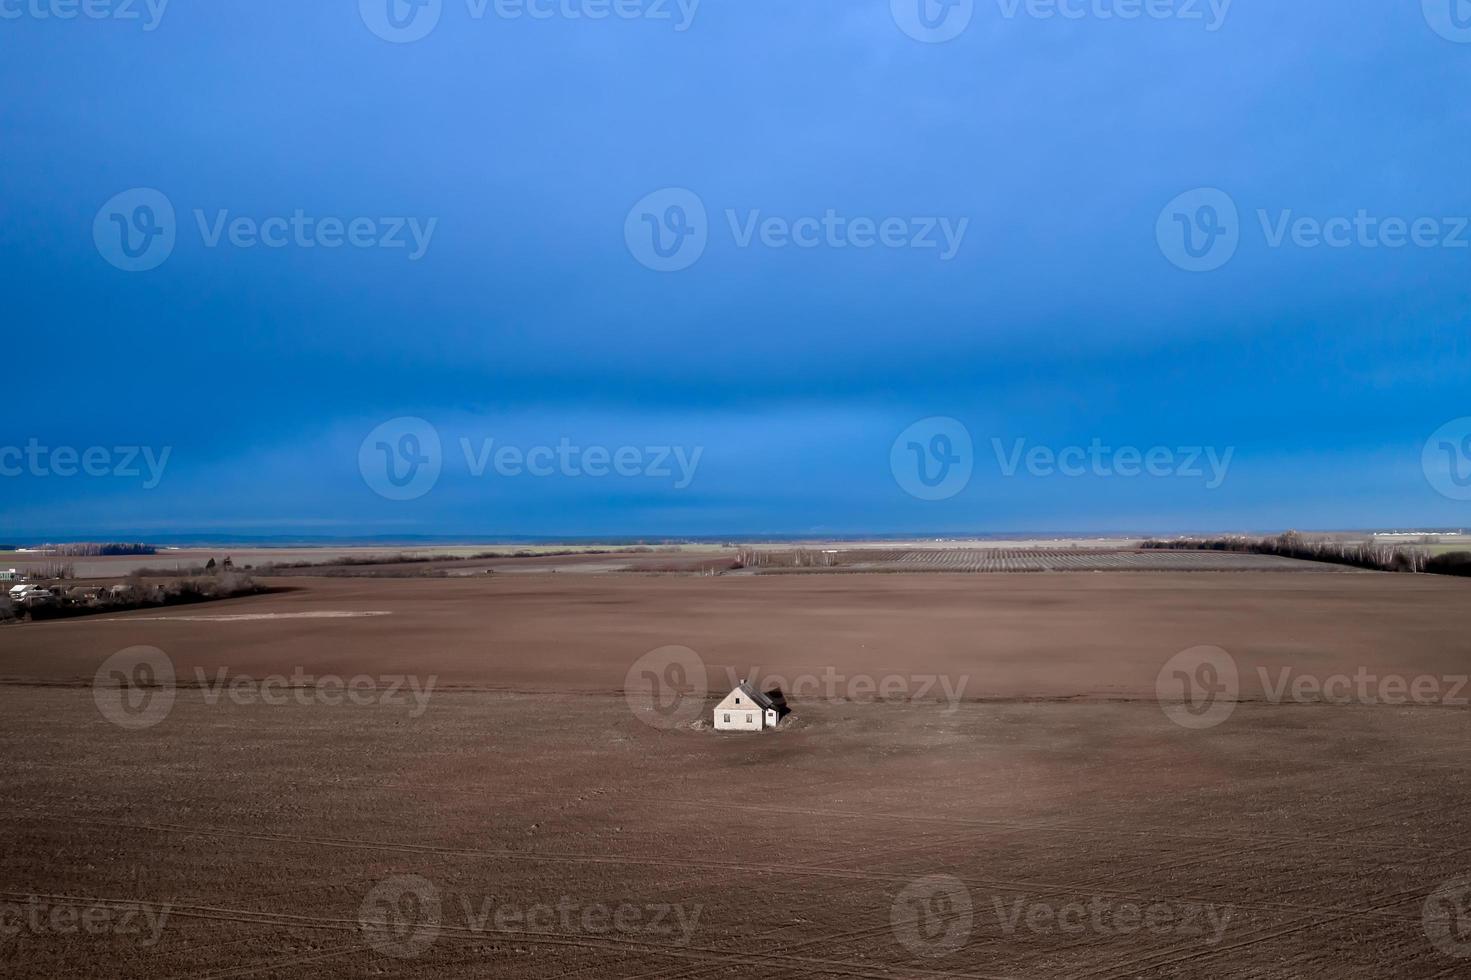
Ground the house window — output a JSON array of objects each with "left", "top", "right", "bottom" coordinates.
[
  {"left": 746, "top": 713, "right": 752, "bottom": 723},
  {"left": 735, "top": 697, "right": 741, "bottom": 704},
  {"left": 723, "top": 713, "right": 730, "bottom": 723}
]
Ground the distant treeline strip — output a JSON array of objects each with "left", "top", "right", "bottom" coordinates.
[
  {"left": 2, "top": 573, "right": 265, "bottom": 623},
  {"left": 1142, "top": 533, "right": 1471, "bottom": 577},
  {"left": 29, "top": 543, "right": 157, "bottom": 556}
]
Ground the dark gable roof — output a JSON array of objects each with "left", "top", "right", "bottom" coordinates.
[{"left": 736, "top": 680, "right": 777, "bottom": 711}]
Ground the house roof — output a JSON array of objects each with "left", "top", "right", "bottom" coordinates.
[{"left": 735, "top": 681, "right": 777, "bottom": 711}]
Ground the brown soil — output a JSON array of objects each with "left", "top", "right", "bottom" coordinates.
[{"left": 1, "top": 570, "right": 1469, "bottom": 977}]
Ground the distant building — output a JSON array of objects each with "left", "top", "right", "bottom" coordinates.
[
  {"left": 0, "top": 569, "right": 20, "bottom": 582},
  {"left": 714, "top": 681, "right": 781, "bottom": 732}
]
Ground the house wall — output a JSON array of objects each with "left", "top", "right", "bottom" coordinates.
[{"left": 714, "top": 707, "right": 764, "bottom": 731}]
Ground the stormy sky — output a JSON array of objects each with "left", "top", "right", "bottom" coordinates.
[{"left": 3, "top": 0, "right": 1469, "bottom": 538}]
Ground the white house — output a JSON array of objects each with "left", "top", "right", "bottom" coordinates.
[
  {"left": 714, "top": 681, "right": 780, "bottom": 732},
  {"left": 0, "top": 569, "right": 20, "bottom": 582}
]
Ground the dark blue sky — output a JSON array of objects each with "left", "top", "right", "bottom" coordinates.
[{"left": 3, "top": 0, "right": 1470, "bottom": 539}]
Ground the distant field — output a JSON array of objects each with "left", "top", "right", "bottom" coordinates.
[
  {"left": 838, "top": 549, "right": 1360, "bottom": 573},
  {"left": 0, "top": 544, "right": 718, "bottom": 579},
  {"left": 3, "top": 570, "right": 1467, "bottom": 698},
  {"left": 739, "top": 537, "right": 1150, "bottom": 551},
  {"left": 7, "top": 535, "right": 1470, "bottom": 581}
]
